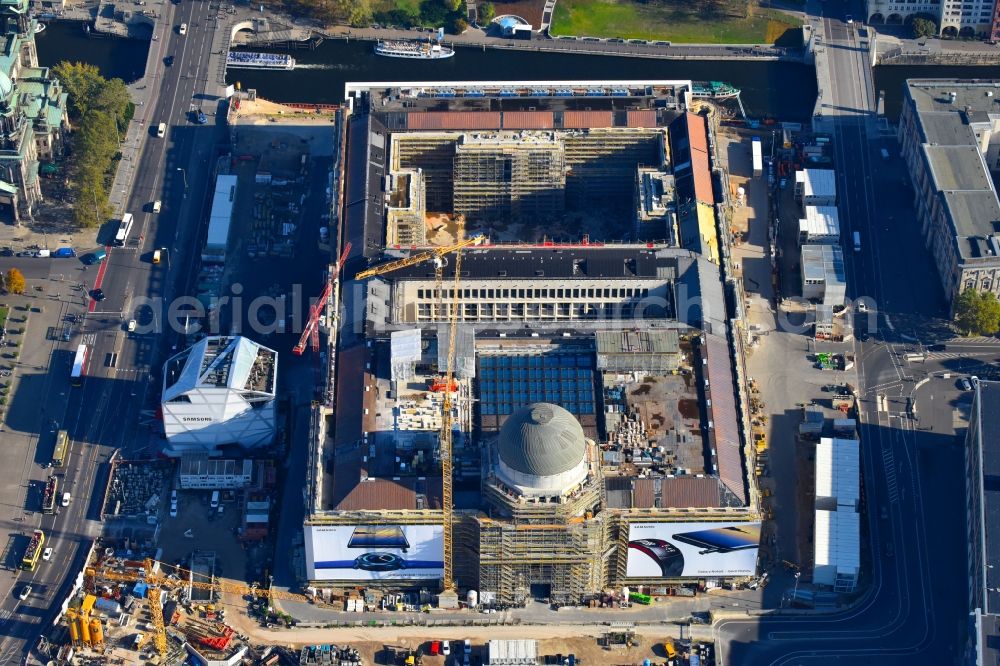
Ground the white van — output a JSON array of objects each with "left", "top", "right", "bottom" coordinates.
[
  {"left": 157, "top": 123, "right": 166, "bottom": 138},
  {"left": 210, "top": 491, "right": 220, "bottom": 509},
  {"left": 35, "top": 249, "right": 50, "bottom": 258},
  {"left": 152, "top": 200, "right": 162, "bottom": 213}
]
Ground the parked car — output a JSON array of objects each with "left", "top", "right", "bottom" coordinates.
[{"left": 442, "top": 641, "right": 451, "bottom": 656}]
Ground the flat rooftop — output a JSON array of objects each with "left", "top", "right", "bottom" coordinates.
[
  {"left": 366, "top": 246, "right": 681, "bottom": 281},
  {"left": 971, "top": 381, "right": 1000, "bottom": 614},
  {"left": 802, "top": 244, "right": 846, "bottom": 286},
  {"left": 905, "top": 80, "right": 1000, "bottom": 263}
]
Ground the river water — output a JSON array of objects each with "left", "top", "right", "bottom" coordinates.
[{"left": 35, "top": 20, "right": 1000, "bottom": 122}]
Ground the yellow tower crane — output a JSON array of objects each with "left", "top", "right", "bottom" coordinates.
[
  {"left": 352, "top": 224, "right": 481, "bottom": 600},
  {"left": 85, "top": 559, "right": 317, "bottom": 658}
]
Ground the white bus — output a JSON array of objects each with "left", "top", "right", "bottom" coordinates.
[
  {"left": 70, "top": 344, "right": 89, "bottom": 387},
  {"left": 114, "top": 213, "right": 134, "bottom": 246}
]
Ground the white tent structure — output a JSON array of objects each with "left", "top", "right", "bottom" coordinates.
[{"left": 161, "top": 336, "right": 278, "bottom": 456}]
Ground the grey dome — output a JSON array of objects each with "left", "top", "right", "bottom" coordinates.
[{"left": 498, "top": 403, "right": 586, "bottom": 478}]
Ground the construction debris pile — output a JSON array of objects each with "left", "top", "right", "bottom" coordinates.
[
  {"left": 101, "top": 460, "right": 171, "bottom": 520},
  {"left": 246, "top": 147, "right": 311, "bottom": 261}
]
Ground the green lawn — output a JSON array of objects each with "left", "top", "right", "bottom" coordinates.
[{"left": 551, "top": 0, "right": 800, "bottom": 44}]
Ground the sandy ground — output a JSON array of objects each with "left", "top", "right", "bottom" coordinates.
[{"left": 219, "top": 599, "right": 708, "bottom": 662}]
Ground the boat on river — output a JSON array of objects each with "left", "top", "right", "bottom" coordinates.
[{"left": 374, "top": 39, "right": 454, "bottom": 60}]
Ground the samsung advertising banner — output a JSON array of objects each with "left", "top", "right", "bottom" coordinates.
[
  {"left": 626, "top": 522, "right": 761, "bottom": 578},
  {"left": 306, "top": 525, "right": 445, "bottom": 581}
]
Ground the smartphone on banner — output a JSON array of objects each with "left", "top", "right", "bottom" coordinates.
[
  {"left": 671, "top": 524, "right": 760, "bottom": 554},
  {"left": 347, "top": 526, "right": 410, "bottom": 550}
]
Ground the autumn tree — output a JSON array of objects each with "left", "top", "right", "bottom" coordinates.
[{"left": 5, "top": 268, "right": 25, "bottom": 295}]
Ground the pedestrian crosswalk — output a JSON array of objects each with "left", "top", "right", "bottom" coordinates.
[
  {"left": 882, "top": 443, "right": 899, "bottom": 504},
  {"left": 947, "top": 336, "right": 1000, "bottom": 345}
]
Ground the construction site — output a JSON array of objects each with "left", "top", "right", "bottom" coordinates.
[{"left": 304, "top": 80, "right": 764, "bottom": 610}]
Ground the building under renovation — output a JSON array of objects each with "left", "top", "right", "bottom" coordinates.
[
  {"left": 477, "top": 402, "right": 605, "bottom": 604},
  {"left": 305, "top": 81, "right": 760, "bottom": 606}
]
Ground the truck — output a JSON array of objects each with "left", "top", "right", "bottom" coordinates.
[{"left": 752, "top": 137, "right": 763, "bottom": 177}]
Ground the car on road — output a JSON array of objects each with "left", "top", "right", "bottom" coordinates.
[
  {"left": 90, "top": 289, "right": 105, "bottom": 302},
  {"left": 127, "top": 319, "right": 137, "bottom": 332},
  {"left": 959, "top": 378, "right": 973, "bottom": 391},
  {"left": 17, "top": 585, "right": 31, "bottom": 600},
  {"left": 164, "top": 55, "right": 174, "bottom": 66},
  {"left": 152, "top": 200, "right": 162, "bottom": 213},
  {"left": 178, "top": 22, "right": 187, "bottom": 34},
  {"left": 84, "top": 249, "right": 107, "bottom": 265},
  {"left": 157, "top": 122, "right": 166, "bottom": 138},
  {"left": 857, "top": 301, "right": 867, "bottom": 313},
  {"left": 42, "top": 547, "right": 53, "bottom": 561},
  {"left": 61, "top": 491, "right": 71, "bottom": 506}
]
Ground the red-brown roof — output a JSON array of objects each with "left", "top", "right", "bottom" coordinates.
[
  {"left": 563, "top": 110, "right": 614, "bottom": 129},
  {"left": 502, "top": 111, "right": 554, "bottom": 129},
  {"left": 685, "top": 112, "right": 709, "bottom": 155},
  {"left": 626, "top": 110, "right": 657, "bottom": 128},
  {"left": 334, "top": 474, "right": 444, "bottom": 511},
  {"left": 691, "top": 149, "right": 714, "bottom": 206},
  {"left": 627, "top": 477, "right": 723, "bottom": 508},
  {"left": 407, "top": 112, "right": 502, "bottom": 131},
  {"left": 658, "top": 477, "right": 723, "bottom": 508}
]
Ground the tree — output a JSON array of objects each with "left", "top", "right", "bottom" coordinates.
[
  {"left": 5, "top": 268, "right": 24, "bottom": 295},
  {"left": 954, "top": 288, "right": 1000, "bottom": 336},
  {"left": 910, "top": 16, "right": 937, "bottom": 38},
  {"left": 478, "top": 1, "right": 495, "bottom": 24},
  {"left": 443, "top": 0, "right": 463, "bottom": 11},
  {"left": 449, "top": 16, "right": 468, "bottom": 33}
]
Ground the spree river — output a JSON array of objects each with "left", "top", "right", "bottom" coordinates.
[{"left": 36, "top": 20, "right": 1000, "bottom": 122}]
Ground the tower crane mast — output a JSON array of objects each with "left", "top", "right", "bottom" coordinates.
[{"left": 355, "top": 226, "right": 480, "bottom": 596}]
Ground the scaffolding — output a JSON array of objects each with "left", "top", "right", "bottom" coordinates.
[
  {"left": 392, "top": 134, "right": 456, "bottom": 211},
  {"left": 563, "top": 129, "right": 664, "bottom": 211},
  {"left": 476, "top": 515, "right": 607, "bottom": 606},
  {"left": 452, "top": 135, "right": 566, "bottom": 223},
  {"left": 387, "top": 170, "right": 428, "bottom": 246}
]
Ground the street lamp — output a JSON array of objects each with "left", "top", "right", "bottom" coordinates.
[{"left": 176, "top": 167, "right": 188, "bottom": 191}]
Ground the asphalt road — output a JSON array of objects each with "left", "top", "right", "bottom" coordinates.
[
  {"left": 715, "top": 0, "right": 967, "bottom": 662},
  {"left": 0, "top": 1, "right": 225, "bottom": 660}
]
